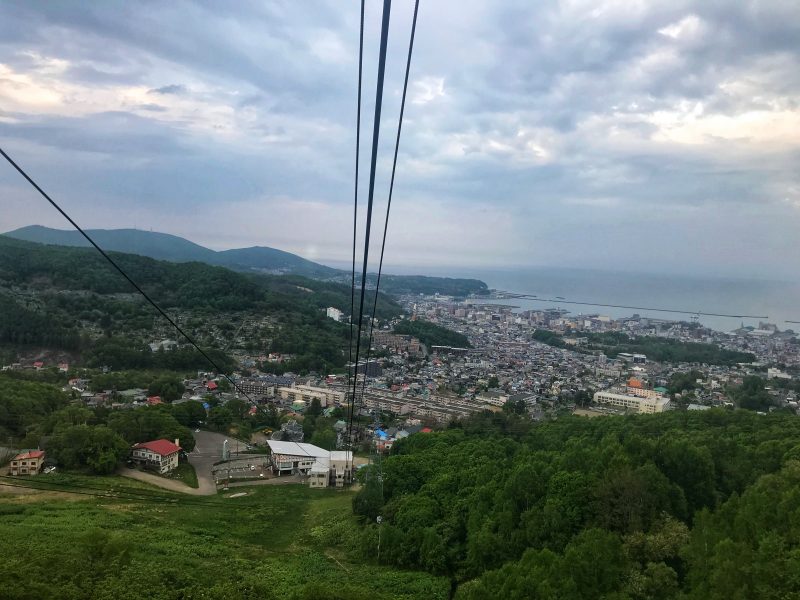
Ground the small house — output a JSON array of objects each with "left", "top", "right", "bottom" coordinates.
[
  {"left": 10, "top": 450, "right": 45, "bottom": 476},
  {"left": 131, "top": 439, "right": 181, "bottom": 474}
]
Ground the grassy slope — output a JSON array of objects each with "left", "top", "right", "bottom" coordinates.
[{"left": 0, "top": 476, "right": 447, "bottom": 600}]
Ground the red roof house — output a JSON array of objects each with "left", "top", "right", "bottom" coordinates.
[
  {"left": 131, "top": 439, "right": 181, "bottom": 474},
  {"left": 146, "top": 396, "right": 162, "bottom": 405},
  {"left": 33, "top": 361, "right": 44, "bottom": 369},
  {"left": 10, "top": 450, "right": 45, "bottom": 476},
  {"left": 206, "top": 381, "right": 218, "bottom": 391}
]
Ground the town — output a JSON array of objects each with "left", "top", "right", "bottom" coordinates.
[{"left": 5, "top": 290, "right": 798, "bottom": 494}]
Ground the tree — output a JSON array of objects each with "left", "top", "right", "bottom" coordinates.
[
  {"left": 171, "top": 401, "right": 206, "bottom": 427},
  {"left": 147, "top": 376, "right": 185, "bottom": 402},
  {"left": 310, "top": 427, "right": 336, "bottom": 450},
  {"left": 307, "top": 397, "right": 323, "bottom": 418},
  {"left": 48, "top": 425, "right": 130, "bottom": 474},
  {"left": 208, "top": 406, "right": 233, "bottom": 433}
]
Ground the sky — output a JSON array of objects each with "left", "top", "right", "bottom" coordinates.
[{"left": 1, "top": 1, "right": 799, "bottom": 281}]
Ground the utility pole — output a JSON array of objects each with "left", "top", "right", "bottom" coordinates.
[{"left": 376, "top": 515, "right": 382, "bottom": 564}]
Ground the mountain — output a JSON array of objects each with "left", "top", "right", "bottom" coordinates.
[
  {"left": 216, "top": 246, "right": 339, "bottom": 279},
  {"left": 4, "top": 225, "right": 490, "bottom": 296},
  {"left": 6, "top": 225, "right": 340, "bottom": 278}
]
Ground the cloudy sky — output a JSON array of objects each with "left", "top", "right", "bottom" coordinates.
[{"left": 1, "top": 1, "right": 798, "bottom": 280}]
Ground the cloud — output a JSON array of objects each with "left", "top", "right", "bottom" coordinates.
[
  {"left": 148, "top": 84, "right": 186, "bottom": 95},
  {"left": 0, "top": 0, "right": 798, "bottom": 281}
]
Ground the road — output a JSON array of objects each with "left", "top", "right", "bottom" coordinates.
[
  {"left": 188, "top": 430, "right": 240, "bottom": 495},
  {"left": 119, "top": 467, "right": 211, "bottom": 495}
]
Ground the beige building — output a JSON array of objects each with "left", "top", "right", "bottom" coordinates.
[
  {"left": 277, "top": 385, "right": 344, "bottom": 408},
  {"left": 593, "top": 390, "right": 670, "bottom": 414},
  {"left": 131, "top": 439, "right": 181, "bottom": 474},
  {"left": 10, "top": 450, "right": 45, "bottom": 475}
]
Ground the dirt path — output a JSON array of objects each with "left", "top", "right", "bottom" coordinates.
[{"left": 117, "top": 468, "right": 215, "bottom": 496}]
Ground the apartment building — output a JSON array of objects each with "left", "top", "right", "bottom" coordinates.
[
  {"left": 593, "top": 390, "right": 670, "bottom": 414},
  {"left": 277, "top": 385, "right": 345, "bottom": 408}
]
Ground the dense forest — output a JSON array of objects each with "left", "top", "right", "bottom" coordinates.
[
  {"left": 353, "top": 409, "right": 800, "bottom": 598},
  {"left": 531, "top": 327, "right": 755, "bottom": 366},
  {"left": 394, "top": 319, "right": 471, "bottom": 349}
]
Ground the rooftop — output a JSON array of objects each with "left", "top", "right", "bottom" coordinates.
[
  {"left": 266, "top": 440, "right": 329, "bottom": 458},
  {"left": 133, "top": 439, "right": 181, "bottom": 456},
  {"left": 14, "top": 450, "right": 45, "bottom": 460}
]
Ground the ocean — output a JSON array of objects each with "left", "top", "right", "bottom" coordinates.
[{"left": 386, "top": 265, "right": 800, "bottom": 333}]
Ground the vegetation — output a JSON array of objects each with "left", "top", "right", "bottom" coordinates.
[
  {"left": 667, "top": 370, "right": 704, "bottom": 395},
  {"left": 393, "top": 319, "right": 471, "bottom": 349},
  {"left": 353, "top": 409, "right": 800, "bottom": 597},
  {"left": 531, "top": 328, "right": 755, "bottom": 366},
  {"left": 0, "top": 235, "right": 403, "bottom": 375},
  {"left": 374, "top": 275, "right": 489, "bottom": 297},
  {"left": 728, "top": 375, "right": 773, "bottom": 411},
  {"left": 532, "top": 328, "right": 568, "bottom": 348},
  {"left": 0, "top": 375, "right": 195, "bottom": 472},
  {"left": 169, "top": 463, "right": 199, "bottom": 488},
  {"left": 0, "top": 477, "right": 448, "bottom": 599}
]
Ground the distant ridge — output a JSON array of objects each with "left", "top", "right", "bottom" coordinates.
[
  {"left": 5, "top": 225, "right": 341, "bottom": 279},
  {"left": 4, "top": 225, "right": 490, "bottom": 296}
]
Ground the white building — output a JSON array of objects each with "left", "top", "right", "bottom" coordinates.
[
  {"left": 266, "top": 440, "right": 353, "bottom": 488},
  {"left": 326, "top": 307, "right": 343, "bottom": 322},
  {"left": 593, "top": 390, "right": 670, "bottom": 414}
]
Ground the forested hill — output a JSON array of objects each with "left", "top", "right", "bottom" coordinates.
[
  {"left": 5, "top": 226, "right": 490, "bottom": 296},
  {"left": 353, "top": 409, "right": 800, "bottom": 598},
  {"left": 6, "top": 225, "right": 340, "bottom": 279},
  {"left": 0, "top": 236, "right": 401, "bottom": 373},
  {"left": 394, "top": 318, "right": 472, "bottom": 348}
]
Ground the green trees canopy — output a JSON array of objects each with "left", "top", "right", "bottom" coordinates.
[
  {"left": 47, "top": 425, "right": 130, "bottom": 475},
  {"left": 107, "top": 406, "right": 195, "bottom": 452},
  {"left": 393, "top": 319, "right": 471, "bottom": 349},
  {"left": 353, "top": 409, "right": 800, "bottom": 597}
]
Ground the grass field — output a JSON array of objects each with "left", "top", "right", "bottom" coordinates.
[
  {"left": 0, "top": 475, "right": 448, "bottom": 599},
  {"left": 167, "top": 463, "right": 199, "bottom": 488}
]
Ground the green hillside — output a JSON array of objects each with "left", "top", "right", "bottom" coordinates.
[
  {"left": 0, "top": 236, "right": 402, "bottom": 374},
  {"left": 0, "top": 477, "right": 447, "bottom": 599},
  {"left": 5, "top": 226, "right": 489, "bottom": 295},
  {"left": 6, "top": 225, "right": 340, "bottom": 279}
]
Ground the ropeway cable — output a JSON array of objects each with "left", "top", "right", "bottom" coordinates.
[{"left": 0, "top": 146, "right": 256, "bottom": 405}]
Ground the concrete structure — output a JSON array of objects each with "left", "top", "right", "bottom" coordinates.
[
  {"left": 266, "top": 441, "right": 352, "bottom": 488},
  {"left": 593, "top": 390, "right": 670, "bottom": 414},
  {"left": 373, "top": 330, "right": 422, "bottom": 355},
  {"left": 326, "top": 307, "right": 343, "bottom": 322},
  {"left": 277, "top": 385, "right": 344, "bottom": 408},
  {"left": 9, "top": 450, "right": 45, "bottom": 475},
  {"left": 131, "top": 439, "right": 181, "bottom": 474},
  {"left": 267, "top": 440, "right": 329, "bottom": 475}
]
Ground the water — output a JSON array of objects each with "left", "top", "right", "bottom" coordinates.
[{"left": 390, "top": 265, "right": 800, "bottom": 333}]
